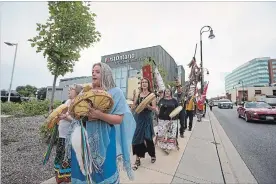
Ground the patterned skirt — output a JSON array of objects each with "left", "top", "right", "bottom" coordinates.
[
  {"left": 156, "top": 119, "right": 178, "bottom": 152},
  {"left": 54, "top": 138, "right": 71, "bottom": 184}
]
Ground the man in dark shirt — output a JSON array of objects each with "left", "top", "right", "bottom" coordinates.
[{"left": 173, "top": 86, "right": 186, "bottom": 138}]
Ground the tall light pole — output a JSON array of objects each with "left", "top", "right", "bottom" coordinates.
[
  {"left": 5, "top": 42, "right": 18, "bottom": 102},
  {"left": 200, "top": 25, "right": 215, "bottom": 94},
  {"left": 233, "top": 86, "right": 237, "bottom": 105},
  {"left": 201, "top": 68, "right": 210, "bottom": 93},
  {"left": 238, "top": 80, "right": 244, "bottom": 102}
]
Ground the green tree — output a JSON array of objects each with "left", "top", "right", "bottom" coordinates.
[
  {"left": 37, "top": 87, "right": 47, "bottom": 100},
  {"left": 15, "top": 86, "right": 25, "bottom": 95},
  {"left": 16, "top": 85, "right": 37, "bottom": 97},
  {"left": 28, "top": 2, "right": 101, "bottom": 111}
]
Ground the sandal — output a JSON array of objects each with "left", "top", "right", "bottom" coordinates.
[
  {"left": 151, "top": 157, "right": 156, "bottom": 163},
  {"left": 164, "top": 149, "right": 170, "bottom": 155},
  {"left": 132, "top": 158, "right": 141, "bottom": 171}
]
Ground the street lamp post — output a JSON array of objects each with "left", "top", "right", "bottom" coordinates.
[
  {"left": 4, "top": 42, "right": 18, "bottom": 102},
  {"left": 200, "top": 25, "right": 215, "bottom": 94},
  {"left": 201, "top": 68, "right": 210, "bottom": 92},
  {"left": 233, "top": 86, "right": 237, "bottom": 105},
  {"left": 238, "top": 80, "right": 245, "bottom": 102}
]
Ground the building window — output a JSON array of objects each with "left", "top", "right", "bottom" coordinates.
[
  {"left": 273, "top": 90, "right": 276, "bottom": 96},
  {"left": 255, "top": 90, "right": 261, "bottom": 95},
  {"left": 115, "top": 68, "right": 121, "bottom": 78},
  {"left": 112, "top": 71, "right": 115, "bottom": 80},
  {"left": 121, "top": 76, "right": 127, "bottom": 88},
  {"left": 115, "top": 78, "right": 121, "bottom": 87},
  {"left": 121, "top": 87, "right": 127, "bottom": 97}
]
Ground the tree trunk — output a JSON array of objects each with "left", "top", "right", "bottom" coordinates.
[{"left": 49, "top": 74, "right": 58, "bottom": 112}]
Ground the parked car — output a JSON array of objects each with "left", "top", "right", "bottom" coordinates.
[
  {"left": 213, "top": 100, "right": 219, "bottom": 106},
  {"left": 237, "top": 101, "right": 276, "bottom": 122},
  {"left": 1, "top": 90, "right": 22, "bottom": 103},
  {"left": 218, "top": 101, "right": 233, "bottom": 109},
  {"left": 218, "top": 99, "right": 232, "bottom": 108}
]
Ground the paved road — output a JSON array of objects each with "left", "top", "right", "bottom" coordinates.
[{"left": 212, "top": 107, "right": 276, "bottom": 184}]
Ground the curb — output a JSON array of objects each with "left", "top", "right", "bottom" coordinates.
[{"left": 208, "top": 110, "right": 258, "bottom": 184}]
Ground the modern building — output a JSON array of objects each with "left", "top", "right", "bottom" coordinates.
[
  {"left": 268, "top": 59, "right": 276, "bottom": 85},
  {"left": 225, "top": 57, "right": 271, "bottom": 92},
  {"left": 46, "top": 45, "right": 185, "bottom": 101},
  {"left": 226, "top": 86, "right": 276, "bottom": 103},
  {"left": 46, "top": 76, "right": 92, "bottom": 102},
  {"left": 177, "top": 65, "right": 185, "bottom": 85},
  {"left": 101, "top": 45, "right": 185, "bottom": 97}
]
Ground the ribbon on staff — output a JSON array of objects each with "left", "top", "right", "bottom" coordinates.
[
  {"left": 195, "top": 86, "right": 198, "bottom": 96},
  {"left": 197, "top": 81, "right": 209, "bottom": 110},
  {"left": 154, "top": 67, "right": 166, "bottom": 91}
]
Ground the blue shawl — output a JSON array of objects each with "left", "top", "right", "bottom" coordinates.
[{"left": 64, "top": 87, "right": 136, "bottom": 180}]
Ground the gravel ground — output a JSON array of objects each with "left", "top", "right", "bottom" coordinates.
[{"left": 1, "top": 116, "right": 56, "bottom": 184}]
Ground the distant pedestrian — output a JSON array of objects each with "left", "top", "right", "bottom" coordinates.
[{"left": 209, "top": 101, "right": 214, "bottom": 111}]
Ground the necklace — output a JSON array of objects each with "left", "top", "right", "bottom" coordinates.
[{"left": 141, "top": 91, "right": 149, "bottom": 96}]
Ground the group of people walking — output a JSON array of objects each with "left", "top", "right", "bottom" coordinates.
[
  {"left": 47, "top": 62, "right": 207, "bottom": 184},
  {"left": 130, "top": 82, "right": 202, "bottom": 170}
]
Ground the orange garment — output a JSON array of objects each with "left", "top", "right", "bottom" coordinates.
[{"left": 186, "top": 96, "right": 195, "bottom": 111}]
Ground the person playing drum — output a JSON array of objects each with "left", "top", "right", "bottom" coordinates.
[
  {"left": 156, "top": 88, "right": 179, "bottom": 154},
  {"left": 132, "top": 78, "right": 157, "bottom": 170},
  {"left": 61, "top": 62, "right": 136, "bottom": 184}
]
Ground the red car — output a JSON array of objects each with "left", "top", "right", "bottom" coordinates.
[{"left": 237, "top": 102, "right": 276, "bottom": 122}]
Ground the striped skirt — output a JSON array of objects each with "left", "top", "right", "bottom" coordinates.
[
  {"left": 156, "top": 119, "right": 178, "bottom": 152},
  {"left": 54, "top": 138, "right": 71, "bottom": 184}
]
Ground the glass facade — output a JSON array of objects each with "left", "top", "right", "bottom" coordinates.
[
  {"left": 177, "top": 65, "right": 185, "bottom": 85},
  {"left": 101, "top": 45, "right": 185, "bottom": 98},
  {"left": 111, "top": 65, "right": 140, "bottom": 97},
  {"left": 225, "top": 58, "right": 270, "bottom": 92}
]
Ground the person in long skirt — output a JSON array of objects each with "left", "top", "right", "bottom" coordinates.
[
  {"left": 156, "top": 89, "right": 179, "bottom": 154},
  {"left": 54, "top": 84, "right": 83, "bottom": 184},
  {"left": 132, "top": 78, "right": 157, "bottom": 170},
  {"left": 61, "top": 62, "right": 136, "bottom": 184}
]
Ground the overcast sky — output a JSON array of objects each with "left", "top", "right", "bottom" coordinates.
[{"left": 1, "top": 1, "right": 276, "bottom": 98}]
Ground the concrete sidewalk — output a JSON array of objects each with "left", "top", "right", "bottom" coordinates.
[
  {"left": 171, "top": 113, "right": 224, "bottom": 184},
  {"left": 41, "top": 109, "right": 257, "bottom": 184}
]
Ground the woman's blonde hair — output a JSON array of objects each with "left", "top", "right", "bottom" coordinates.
[{"left": 92, "top": 62, "right": 116, "bottom": 91}]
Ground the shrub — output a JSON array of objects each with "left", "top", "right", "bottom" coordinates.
[
  {"left": 1, "top": 102, "right": 25, "bottom": 117},
  {"left": 1, "top": 100, "right": 62, "bottom": 117}
]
